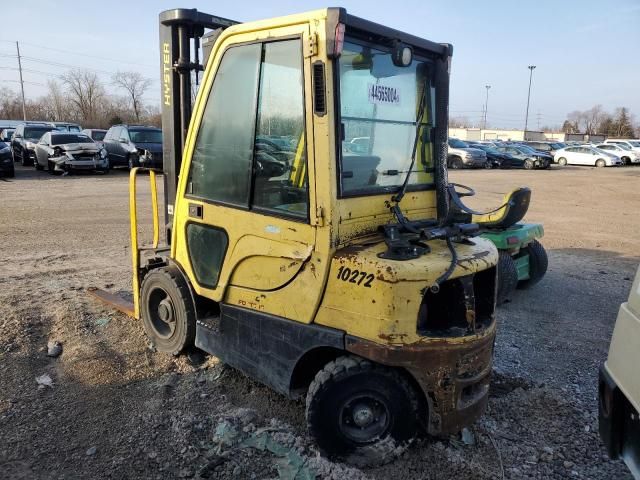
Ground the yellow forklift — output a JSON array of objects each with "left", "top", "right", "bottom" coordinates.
[{"left": 91, "top": 7, "right": 502, "bottom": 463}]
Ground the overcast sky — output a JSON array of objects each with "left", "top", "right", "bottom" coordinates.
[{"left": 1, "top": 0, "right": 639, "bottom": 129}]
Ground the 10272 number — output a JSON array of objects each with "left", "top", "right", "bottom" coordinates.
[{"left": 336, "top": 266, "right": 374, "bottom": 288}]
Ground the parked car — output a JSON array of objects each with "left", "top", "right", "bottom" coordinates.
[
  {"left": 81, "top": 129, "right": 108, "bottom": 147},
  {"left": 468, "top": 143, "right": 525, "bottom": 168},
  {"left": 103, "top": 125, "right": 163, "bottom": 169},
  {"left": 1, "top": 128, "right": 15, "bottom": 142},
  {"left": 447, "top": 138, "right": 487, "bottom": 169},
  {"left": 494, "top": 145, "right": 550, "bottom": 169},
  {"left": 603, "top": 139, "right": 640, "bottom": 154},
  {"left": 554, "top": 146, "right": 622, "bottom": 167},
  {"left": 0, "top": 140, "right": 14, "bottom": 177},
  {"left": 596, "top": 143, "right": 640, "bottom": 165},
  {"left": 11, "top": 123, "right": 57, "bottom": 166},
  {"left": 523, "top": 141, "right": 566, "bottom": 157},
  {"left": 34, "top": 132, "right": 109, "bottom": 174}
]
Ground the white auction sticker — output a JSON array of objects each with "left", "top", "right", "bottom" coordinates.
[{"left": 368, "top": 83, "right": 400, "bottom": 106}]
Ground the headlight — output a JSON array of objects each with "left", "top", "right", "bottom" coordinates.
[{"left": 100, "top": 148, "right": 107, "bottom": 159}]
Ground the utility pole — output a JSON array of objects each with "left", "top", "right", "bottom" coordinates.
[
  {"left": 536, "top": 112, "right": 542, "bottom": 130},
  {"left": 524, "top": 65, "right": 536, "bottom": 140},
  {"left": 16, "top": 41, "right": 27, "bottom": 121},
  {"left": 483, "top": 85, "right": 491, "bottom": 130}
]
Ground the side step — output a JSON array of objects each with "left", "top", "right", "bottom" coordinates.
[{"left": 87, "top": 287, "right": 135, "bottom": 318}]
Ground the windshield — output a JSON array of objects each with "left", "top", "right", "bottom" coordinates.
[
  {"left": 550, "top": 142, "right": 565, "bottom": 149},
  {"left": 91, "top": 131, "right": 106, "bottom": 141},
  {"left": 628, "top": 141, "right": 640, "bottom": 147},
  {"left": 516, "top": 145, "right": 538, "bottom": 153},
  {"left": 25, "top": 127, "right": 53, "bottom": 139},
  {"left": 448, "top": 138, "right": 469, "bottom": 148},
  {"left": 51, "top": 134, "right": 94, "bottom": 145},
  {"left": 338, "top": 37, "right": 434, "bottom": 196},
  {"left": 129, "top": 129, "right": 162, "bottom": 143}
]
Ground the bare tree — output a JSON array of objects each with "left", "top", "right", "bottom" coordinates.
[
  {"left": 45, "top": 80, "right": 68, "bottom": 121},
  {"left": 112, "top": 71, "right": 152, "bottom": 122},
  {"left": 61, "top": 69, "right": 105, "bottom": 123}
]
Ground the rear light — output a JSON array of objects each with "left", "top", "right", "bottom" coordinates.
[{"left": 334, "top": 23, "right": 345, "bottom": 56}]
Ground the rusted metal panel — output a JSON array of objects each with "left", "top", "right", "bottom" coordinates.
[{"left": 86, "top": 288, "right": 136, "bottom": 318}]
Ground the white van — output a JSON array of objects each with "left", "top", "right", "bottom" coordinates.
[{"left": 599, "top": 265, "right": 640, "bottom": 478}]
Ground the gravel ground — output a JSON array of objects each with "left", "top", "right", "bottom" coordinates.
[{"left": 0, "top": 164, "right": 638, "bottom": 479}]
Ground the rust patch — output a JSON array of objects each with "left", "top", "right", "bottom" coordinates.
[{"left": 345, "top": 329, "right": 495, "bottom": 435}]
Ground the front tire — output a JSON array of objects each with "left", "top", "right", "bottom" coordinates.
[
  {"left": 306, "top": 355, "right": 419, "bottom": 466},
  {"left": 35, "top": 159, "right": 43, "bottom": 171},
  {"left": 524, "top": 158, "right": 534, "bottom": 170},
  {"left": 621, "top": 156, "right": 630, "bottom": 165},
  {"left": 557, "top": 157, "right": 567, "bottom": 167},
  {"left": 449, "top": 157, "right": 464, "bottom": 169},
  {"left": 140, "top": 266, "right": 196, "bottom": 355},
  {"left": 517, "top": 239, "right": 548, "bottom": 289},
  {"left": 497, "top": 251, "right": 518, "bottom": 304}
]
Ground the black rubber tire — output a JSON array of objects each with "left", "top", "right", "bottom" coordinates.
[
  {"left": 35, "top": 159, "right": 43, "bottom": 171},
  {"left": 557, "top": 157, "right": 567, "bottom": 167},
  {"left": 523, "top": 158, "right": 534, "bottom": 170},
  {"left": 621, "top": 157, "right": 630, "bottom": 165},
  {"left": 449, "top": 157, "right": 464, "bottom": 169},
  {"left": 128, "top": 154, "right": 140, "bottom": 170},
  {"left": 595, "top": 159, "right": 606, "bottom": 168},
  {"left": 306, "top": 355, "right": 419, "bottom": 467},
  {"left": 20, "top": 150, "right": 31, "bottom": 166},
  {"left": 140, "top": 266, "right": 196, "bottom": 355},
  {"left": 6, "top": 167, "right": 14, "bottom": 178},
  {"left": 497, "top": 251, "right": 518, "bottom": 304},
  {"left": 47, "top": 160, "right": 54, "bottom": 174},
  {"left": 517, "top": 239, "right": 548, "bottom": 289}
]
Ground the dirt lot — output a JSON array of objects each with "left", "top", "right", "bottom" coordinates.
[{"left": 1, "top": 164, "right": 639, "bottom": 479}]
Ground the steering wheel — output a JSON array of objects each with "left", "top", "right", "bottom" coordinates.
[{"left": 448, "top": 183, "right": 476, "bottom": 197}]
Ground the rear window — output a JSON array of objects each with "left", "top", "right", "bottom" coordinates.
[
  {"left": 91, "top": 131, "right": 106, "bottom": 141},
  {"left": 51, "top": 134, "right": 94, "bottom": 145}
]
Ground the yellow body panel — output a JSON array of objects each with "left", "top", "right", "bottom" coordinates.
[
  {"left": 315, "top": 237, "right": 497, "bottom": 344},
  {"left": 163, "top": 8, "right": 498, "bottom": 345}
]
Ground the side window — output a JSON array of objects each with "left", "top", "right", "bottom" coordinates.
[
  {"left": 189, "top": 43, "right": 262, "bottom": 206},
  {"left": 119, "top": 128, "right": 129, "bottom": 141},
  {"left": 252, "top": 40, "right": 307, "bottom": 219}
]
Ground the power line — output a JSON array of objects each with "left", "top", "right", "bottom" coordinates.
[{"left": 0, "top": 39, "right": 156, "bottom": 69}]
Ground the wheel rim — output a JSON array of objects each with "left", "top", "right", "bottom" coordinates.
[
  {"left": 147, "top": 287, "right": 177, "bottom": 339},
  {"left": 558, "top": 158, "right": 566, "bottom": 166},
  {"left": 339, "top": 392, "right": 390, "bottom": 444}
]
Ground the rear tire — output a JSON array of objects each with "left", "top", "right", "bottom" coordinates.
[
  {"left": 622, "top": 157, "right": 630, "bottom": 165},
  {"left": 497, "top": 251, "right": 518, "bottom": 304},
  {"left": 557, "top": 157, "right": 567, "bottom": 167},
  {"left": 306, "top": 355, "right": 419, "bottom": 466},
  {"left": 140, "top": 266, "right": 196, "bottom": 355},
  {"left": 595, "top": 159, "right": 606, "bottom": 168},
  {"left": 517, "top": 239, "right": 548, "bottom": 289}
]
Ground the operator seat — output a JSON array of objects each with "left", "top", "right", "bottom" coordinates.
[{"left": 471, "top": 187, "right": 531, "bottom": 229}]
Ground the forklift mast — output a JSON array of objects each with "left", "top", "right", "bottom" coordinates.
[{"left": 158, "top": 9, "right": 239, "bottom": 239}]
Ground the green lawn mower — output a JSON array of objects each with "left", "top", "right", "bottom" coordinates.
[{"left": 450, "top": 186, "right": 548, "bottom": 304}]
